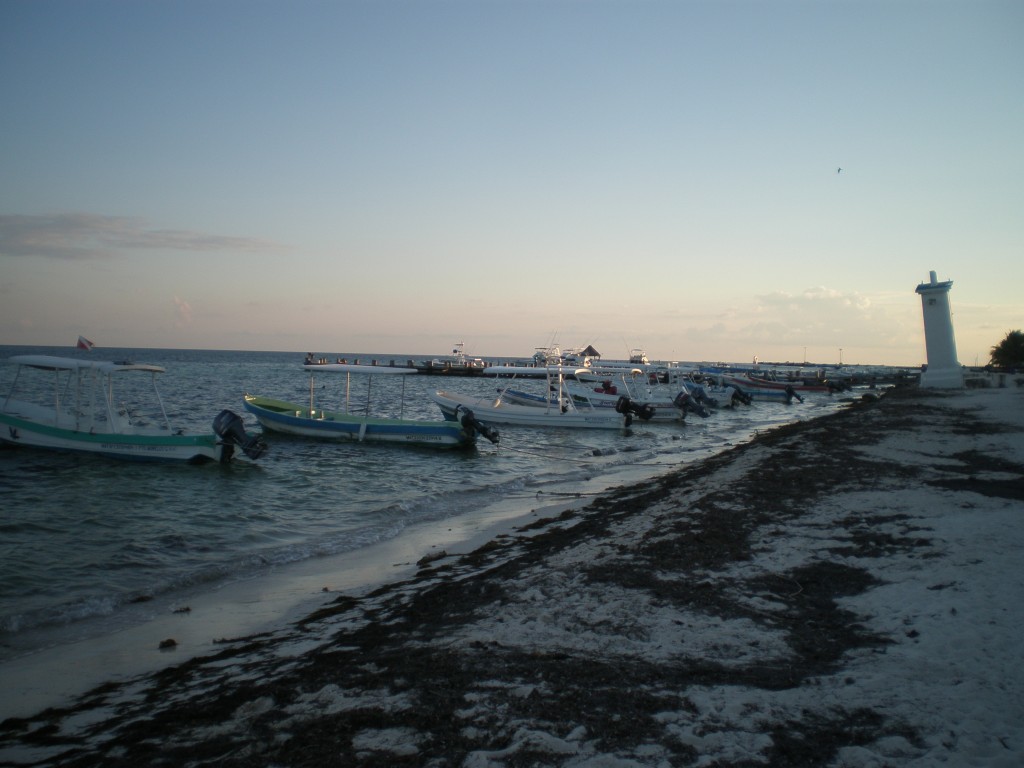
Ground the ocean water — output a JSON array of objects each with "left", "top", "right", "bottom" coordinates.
[{"left": 0, "top": 346, "right": 849, "bottom": 663}]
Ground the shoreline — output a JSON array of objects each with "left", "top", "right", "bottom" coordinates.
[
  {"left": 0, "top": 396, "right": 790, "bottom": 722},
  {"left": 2, "top": 434, "right": 699, "bottom": 722},
  {"left": 0, "top": 477, "right": 602, "bottom": 722},
  {"left": 3, "top": 385, "right": 1022, "bottom": 766}
]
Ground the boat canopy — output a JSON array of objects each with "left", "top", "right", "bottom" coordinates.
[{"left": 7, "top": 355, "right": 165, "bottom": 374}]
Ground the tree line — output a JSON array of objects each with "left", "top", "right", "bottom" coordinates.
[{"left": 990, "top": 330, "right": 1024, "bottom": 368}]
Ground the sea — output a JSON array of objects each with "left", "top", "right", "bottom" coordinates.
[{"left": 0, "top": 345, "right": 853, "bottom": 672}]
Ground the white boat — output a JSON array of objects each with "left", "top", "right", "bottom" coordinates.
[
  {"left": 531, "top": 344, "right": 601, "bottom": 368},
  {"left": 432, "top": 390, "right": 639, "bottom": 429},
  {"left": 0, "top": 355, "right": 266, "bottom": 463},
  {"left": 432, "top": 368, "right": 655, "bottom": 429},
  {"left": 483, "top": 343, "right": 601, "bottom": 377},
  {"left": 502, "top": 384, "right": 688, "bottom": 422},
  {"left": 684, "top": 381, "right": 754, "bottom": 407},
  {"left": 430, "top": 341, "right": 486, "bottom": 369},
  {"left": 632, "top": 368, "right": 774, "bottom": 407},
  {"left": 499, "top": 370, "right": 688, "bottom": 422},
  {"left": 414, "top": 341, "right": 489, "bottom": 376},
  {"left": 565, "top": 369, "right": 711, "bottom": 419},
  {"left": 244, "top": 363, "right": 498, "bottom": 448},
  {"left": 711, "top": 374, "right": 810, "bottom": 402}
]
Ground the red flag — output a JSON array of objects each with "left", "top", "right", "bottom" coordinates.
[{"left": 77, "top": 335, "right": 95, "bottom": 351}]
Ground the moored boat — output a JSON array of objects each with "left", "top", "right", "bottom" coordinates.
[
  {"left": 432, "top": 390, "right": 639, "bottom": 429},
  {"left": 244, "top": 363, "right": 498, "bottom": 448},
  {"left": 0, "top": 355, "right": 265, "bottom": 463},
  {"left": 566, "top": 370, "right": 711, "bottom": 419},
  {"left": 432, "top": 367, "right": 657, "bottom": 429},
  {"left": 303, "top": 343, "right": 491, "bottom": 376},
  {"left": 717, "top": 373, "right": 833, "bottom": 396}
]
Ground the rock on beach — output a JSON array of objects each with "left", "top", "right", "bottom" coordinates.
[{"left": 2, "top": 386, "right": 1022, "bottom": 767}]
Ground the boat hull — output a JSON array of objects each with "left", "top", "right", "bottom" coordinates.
[
  {"left": 736, "top": 387, "right": 798, "bottom": 402},
  {"left": 244, "top": 395, "right": 477, "bottom": 447},
  {"left": 720, "top": 375, "right": 829, "bottom": 393},
  {"left": 502, "top": 387, "right": 684, "bottom": 422},
  {"left": 432, "top": 391, "right": 631, "bottom": 429},
  {"left": 564, "top": 382, "right": 691, "bottom": 421},
  {"left": 0, "top": 408, "right": 224, "bottom": 463}
]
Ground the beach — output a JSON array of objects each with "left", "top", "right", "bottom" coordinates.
[{"left": 2, "top": 383, "right": 1022, "bottom": 767}]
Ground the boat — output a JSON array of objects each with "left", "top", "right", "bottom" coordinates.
[
  {"left": 415, "top": 341, "right": 489, "bottom": 375},
  {"left": 303, "top": 343, "right": 491, "bottom": 376},
  {"left": 431, "top": 368, "right": 656, "bottom": 429},
  {"left": 499, "top": 369, "right": 693, "bottom": 421},
  {"left": 244, "top": 363, "right": 498, "bottom": 448},
  {"left": 628, "top": 348, "right": 650, "bottom": 365},
  {"left": 482, "top": 343, "right": 601, "bottom": 377},
  {"left": 0, "top": 355, "right": 266, "bottom": 463},
  {"left": 566, "top": 369, "right": 715, "bottom": 419},
  {"left": 724, "top": 382, "right": 801, "bottom": 403},
  {"left": 717, "top": 373, "right": 828, "bottom": 396},
  {"left": 501, "top": 383, "right": 691, "bottom": 422}
]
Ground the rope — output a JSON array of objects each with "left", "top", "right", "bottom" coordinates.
[
  {"left": 499, "top": 444, "right": 593, "bottom": 462},
  {"left": 534, "top": 490, "right": 604, "bottom": 498}
]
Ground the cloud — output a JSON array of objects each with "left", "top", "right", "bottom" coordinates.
[
  {"left": 741, "top": 286, "right": 907, "bottom": 347},
  {"left": 173, "top": 296, "right": 193, "bottom": 328},
  {"left": 0, "top": 213, "right": 281, "bottom": 260}
]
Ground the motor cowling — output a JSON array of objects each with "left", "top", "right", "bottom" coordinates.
[
  {"left": 615, "top": 396, "right": 656, "bottom": 424},
  {"left": 688, "top": 384, "right": 720, "bottom": 409},
  {"left": 455, "top": 406, "right": 500, "bottom": 444},
  {"left": 213, "top": 409, "right": 268, "bottom": 462},
  {"left": 673, "top": 391, "right": 710, "bottom": 418},
  {"left": 729, "top": 387, "right": 752, "bottom": 406}
]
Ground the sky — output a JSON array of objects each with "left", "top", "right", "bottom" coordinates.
[{"left": 1, "top": 0, "right": 1021, "bottom": 367}]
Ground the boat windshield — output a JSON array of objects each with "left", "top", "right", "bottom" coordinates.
[{"left": 3, "top": 356, "right": 172, "bottom": 431}]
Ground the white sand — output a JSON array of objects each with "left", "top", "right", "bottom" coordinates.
[{"left": 428, "top": 388, "right": 1024, "bottom": 767}]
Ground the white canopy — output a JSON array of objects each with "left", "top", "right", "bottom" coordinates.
[{"left": 7, "top": 355, "right": 165, "bottom": 374}]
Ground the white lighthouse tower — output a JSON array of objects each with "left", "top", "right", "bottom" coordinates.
[{"left": 915, "top": 270, "right": 964, "bottom": 389}]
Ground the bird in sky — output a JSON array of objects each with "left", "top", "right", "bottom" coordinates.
[{"left": 837, "top": 167, "right": 843, "bottom": 174}]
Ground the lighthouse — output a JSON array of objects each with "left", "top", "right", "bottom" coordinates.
[{"left": 915, "top": 270, "right": 964, "bottom": 389}]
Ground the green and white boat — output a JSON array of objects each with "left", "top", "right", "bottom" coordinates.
[
  {"left": 244, "top": 363, "right": 498, "bottom": 448},
  {"left": 0, "top": 355, "right": 266, "bottom": 463}
]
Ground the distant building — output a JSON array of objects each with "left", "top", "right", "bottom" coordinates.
[{"left": 915, "top": 270, "right": 964, "bottom": 388}]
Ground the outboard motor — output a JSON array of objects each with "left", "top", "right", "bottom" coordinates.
[
  {"left": 213, "top": 410, "right": 268, "bottom": 462},
  {"left": 673, "top": 391, "right": 711, "bottom": 418},
  {"left": 729, "top": 386, "right": 753, "bottom": 406},
  {"left": 614, "top": 396, "right": 656, "bottom": 426},
  {"left": 455, "top": 405, "right": 500, "bottom": 445},
  {"left": 784, "top": 385, "right": 804, "bottom": 404},
  {"left": 825, "top": 379, "right": 850, "bottom": 394},
  {"left": 688, "top": 384, "right": 720, "bottom": 409}
]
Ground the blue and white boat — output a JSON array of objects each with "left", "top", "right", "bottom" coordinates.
[
  {"left": 244, "top": 363, "right": 498, "bottom": 448},
  {"left": 501, "top": 379, "right": 689, "bottom": 422}
]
